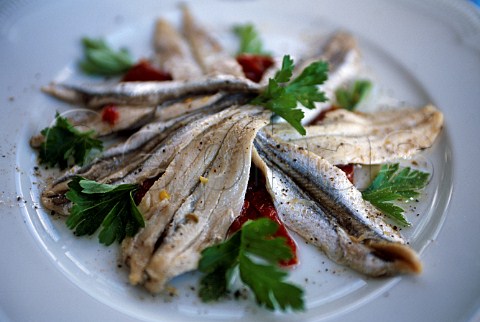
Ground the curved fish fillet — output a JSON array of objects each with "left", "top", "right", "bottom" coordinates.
[
  {"left": 182, "top": 5, "right": 244, "bottom": 77},
  {"left": 30, "top": 106, "right": 156, "bottom": 148},
  {"left": 122, "top": 106, "right": 268, "bottom": 290},
  {"left": 143, "top": 112, "right": 269, "bottom": 292},
  {"left": 41, "top": 74, "right": 262, "bottom": 108},
  {"left": 296, "top": 31, "right": 361, "bottom": 84},
  {"left": 252, "top": 133, "right": 422, "bottom": 276},
  {"left": 255, "top": 131, "right": 404, "bottom": 243},
  {"left": 154, "top": 93, "right": 225, "bottom": 122},
  {"left": 263, "top": 104, "right": 443, "bottom": 165},
  {"left": 153, "top": 18, "right": 203, "bottom": 80}
]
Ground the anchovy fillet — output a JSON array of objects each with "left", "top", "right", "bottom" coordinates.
[
  {"left": 297, "top": 31, "right": 362, "bottom": 123},
  {"left": 182, "top": 5, "right": 244, "bottom": 77},
  {"left": 264, "top": 104, "right": 443, "bottom": 164},
  {"left": 154, "top": 93, "right": 225, "bottom": 122},
  {"left": 42, "top": 74, "right": 262, "bottom": 108},
  {"left": 260, "top": 31, "right": 361, "bottom": 91},
  {"left": 255, "top": 131, "right": 403, "bottom": 243},
  {"left": 153, "top": 18, "right": 204, "bottom": 80},
  {"left": 72, "top": 105, "right": 156, "bottom": 138},
  {"left": 30, "top": 94, "right": 229, "bottom": 148},
  {"left": 296, "top": 31, "right": 360, "bottom": 79},
  {"left": 122, "top": 106, "right": 268, "bottom": 290},
  {"left": 253, "top": 132, "right": 422, "bottom": 276},
  {"left": 143, "top": 112, "right": 269, "bottom": 292}
]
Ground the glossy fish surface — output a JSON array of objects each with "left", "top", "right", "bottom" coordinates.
[
  {"left": 253, "top": 131, "right": 422, "bottom": 276},
  {"left": 42, "top": 74, "right": 262, "bottom": 108},
  {"left": 122, "top": 106, "right": 269, "bottom": 291},
  {"left": 264, "top": 104, "right": 443, "bottom": 165}
]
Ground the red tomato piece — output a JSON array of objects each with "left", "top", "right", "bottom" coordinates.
[
  {"left": 122, "top": 60, "right": 172, "bottom": 82},
  {"left": 236, "top": 54, "right": 274, "bottom": 83}
]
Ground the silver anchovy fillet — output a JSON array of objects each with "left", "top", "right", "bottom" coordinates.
[
  {"left": 42, "top": 74, "right": 262, "bottom": 108},
  {"left": 254, "top": 131, "right": 403, "bottom": 243},
  {"left": 252, "top": 132, "right": 422, "bottom": 276},
  {"left": 122, "top": 106, "right": 269, "bottom": 291}
]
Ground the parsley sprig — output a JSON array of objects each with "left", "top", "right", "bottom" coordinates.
[
  {"left": 79, "top": 37, "right": 134, "bottom": 76},
  {"left": 233, "top": 23, "right": 269, "bottom": 55},
  {"left": 252, "top": 55, "right": 328, "bottom": 135},
  {"left": 335, "top": 79, "right": 372, "bottom": 111},
  {"left": 362, "top": 163, "right": 430, "bottom": 226},
  {"left": 65, "top": 177, "right": 145, "bottom": 246},
  {"left": 39, "top": 113, "right": 103, "bottom": 169},
  {"left": 198, "top": 218, "right": 304, "bottom": 311}
]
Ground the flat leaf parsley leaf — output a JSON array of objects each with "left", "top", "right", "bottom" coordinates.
[
  {"left": 39, "top": 113, "right": 103, "bottom": 169},
  {"left": 335, "top": 79, "right": 372, "bottom": 111},
  {"left": 79, "top": 37, "right": 134, "bottom": 76},
  {"left": 252, "top": 55, "right": 328, "bottom": 135},
  {"left": 362, "top": 163, "right": 430, "bottom": 226},
  {"left": 233, "top": 23, "right": 269, "bottom": 55},
  {"left": 65, "top": 176, "right": 145, "bottom": 246},
  {"left": 198, "top": 218, "right": 304, "bottom": 312}
]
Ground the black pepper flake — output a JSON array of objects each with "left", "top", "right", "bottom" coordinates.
[{"left": 234, "top": 290, "right": 242, "bottom": 299}]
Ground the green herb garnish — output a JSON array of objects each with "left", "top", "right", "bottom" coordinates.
[
  {"left": 198, "top": 218, "right": 304, "bottom": 311},
  {"left": 39, "top": 113, "right": 103, "bottom": 169},
  {"left": 335, "top": 79, "right": 372, "bottom": 111},
  {"left": 65, "top": 177, "right": 145, "bottom": 246},
  {"left": 79, "top": 37, "right": 134, "bottom": 76},
  {"left": 252, "top": 55, "right": 328, "bottom": 135},
  {"left": 362, "top": 163, "right": 430, "bottom": 226},
  {"left": 233, "top": 23, "right": 269, "bottom": 55}
]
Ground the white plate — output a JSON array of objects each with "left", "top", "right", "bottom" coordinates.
[{"left": 1, "top": 1, "right": 479, "bottom": 321}]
